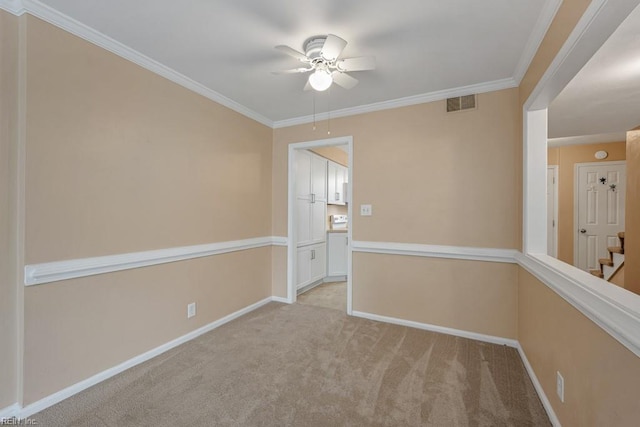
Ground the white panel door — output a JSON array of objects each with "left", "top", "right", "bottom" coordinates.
[
  {"left": 576, "top": 162, "right": 626, "bottom": 271},
  {"left": 296, "top": 150, "right": 328, "bottom": 247},
  {"left": 311, "top": 155, "right": 327, "bottom": 202},
  {"left": 311, "top": 199, "right": 327, "bottom": 243},
  {"left": 296, "top": 150, "right": 312, "bottom": 198},
  {"left": 296, "top": 247, "right": 312, "bottom": 289},
  {"left": 310, "top": 243, "right": 326, "bottom": 283},
  {"left": 296, "top": 199, "right": 311, "bottom": 245},
  {"left": 328, "top": 162, "right": 338, "bottom": 204},
  {"left": 295, "top": 150, "right": 313, "bottom": 247}
]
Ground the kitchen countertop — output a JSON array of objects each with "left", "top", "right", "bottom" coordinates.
[{"left": 327, "top": 229, "right": 348, "bottom": 233}]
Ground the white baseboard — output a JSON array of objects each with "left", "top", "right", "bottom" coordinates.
[
  {"left": 0, "top": 403, "right": 19, "bottom": 420},
  {"left": 516, "top": 343, "right": 561, "bottom": 426},
  {"left": 11, "top": 298, "right": 559, "bottom": 425},
  {"left": 351, "top": 310, "right": 518, "bottom": 348},
  {"left": 18, "top": 296, "right": 273, "bottom": 418},
  {"left": 296, "top": 279, "right": 324, "bottom": 295}
]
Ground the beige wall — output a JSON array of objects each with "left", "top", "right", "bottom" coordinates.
[
  {"left": 518, "top": 269, "right": 640, "bottom": 425},
  {"left": 522, "top": 1, "right": 640, "bottom": 425},
  {"left": 274, "top": 89, "right": 521, "bottom": 247},
  {"left": 354, "top": 253, "right": 518, "bottom": 339},
  {"left": 20, "top": 16, "right": 273, "bottom": 404},
  {"left": 24, "top": 248, "right": 271, "bottom": 403},
  {"left": 547, "top": 141, "right": 626, "bottom": 265},
  {"left": 272, "top": 89, "right": 521, "bottom": 337},
  {"left": 25, "top": 15, "right": 273, "bottom": 264},
  {"left": 625, "top": 128, "right": 640, "bottom": 293},
  {"left": 609, "top": 264, "right": 625, "bottom": 288},
  {"left": 4, "top": 0, "right": 639, "bottom": 420},
  {"left": 0, "top": 9, "right": 20, "bottom": 409},
  {"left": 271, "top": 246, "right": 288, "bottom": 298}
]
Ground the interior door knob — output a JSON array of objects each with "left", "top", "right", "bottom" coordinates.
[{"left": 580, "top": 228, "right": 587, "bottom": 234}]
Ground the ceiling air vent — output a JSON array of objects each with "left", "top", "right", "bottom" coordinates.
[{"left": 446, "top": 94, "right": 476, "bottom": 112}]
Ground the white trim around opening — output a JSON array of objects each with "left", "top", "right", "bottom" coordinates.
[
  {"left": 286, "top": 136, "right": 353, "bottom": 314},
  {"left": 522, "top": 0, "right": 640, "bottom": 358}
]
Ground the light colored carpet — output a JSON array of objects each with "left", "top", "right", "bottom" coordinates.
[
  {"left": 32, "top": 302, "right": 550, "bottom": 426},
  {"left": 297, "top": 281, "right": 347, "bottom": 311}
]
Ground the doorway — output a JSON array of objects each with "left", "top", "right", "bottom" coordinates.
[
  {"left": 574, "top": 161, "right": 626, "bottom": 271},
  {"left": 287, "top": 136, "right": 353, "bottom": 314}
]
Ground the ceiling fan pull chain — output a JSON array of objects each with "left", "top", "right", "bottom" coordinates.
[
  {"left": 327, "top": 87, "right": 331, "bottom": 135},
  {"left": 313, "top": 92, "right": 316, "bottom": 131}
]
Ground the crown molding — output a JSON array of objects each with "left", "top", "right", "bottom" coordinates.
[
  {"left": 0, "top": 0, "right": 25, "bottom": 14},
  {"left": 3, "top": 0, "right": 274, "bottom": 128},
  {"left": 2, "top": 0, "right": 561, "bottom": 130},
  {"left": 512, "top": 0, "right": 563, "bottom": 84},
  {"left": 547, "top": 131, "right": 627, "bottom": 147},
  {"left": 273, "top": 77, "right": 518, "bottom": 128}
]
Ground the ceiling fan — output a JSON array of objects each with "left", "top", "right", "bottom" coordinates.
[{"left": 273, "top": 34, "right": 376, "bottom": 92}]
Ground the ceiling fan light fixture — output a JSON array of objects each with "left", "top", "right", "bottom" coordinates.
[{"left": 308, "top": 69, "right": 332, "bottom": 91}]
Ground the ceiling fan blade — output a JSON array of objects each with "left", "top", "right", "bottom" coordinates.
[
  {"left": 331, "top": 71, "right": 359, "bottom": 89},
  {"left": 321, "top": 34, "right": 347, "bottom": 61},
  {"left": 275, "top": 45, "right": 309, "bottom": 62},
  {"left": 337, "top": 56, "right": 376, "bottom": 72},
  {"left": 271, "top": 67, "right": 313, "bottom": 75}
]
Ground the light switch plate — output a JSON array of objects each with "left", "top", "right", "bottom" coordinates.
[{"left": 360, "top": 204, "right": 372, "bottom": 216}]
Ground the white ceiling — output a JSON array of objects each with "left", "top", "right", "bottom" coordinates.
[
  {"left": 548, "top": 3, "right": 640, "bottom": 143},
  {"left": 30, "top": 0, "right": 553, "bottom": 125}
]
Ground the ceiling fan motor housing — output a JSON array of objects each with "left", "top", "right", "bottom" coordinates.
[{"left": 304, "top": 37, "right": 328, "bottom": 61}]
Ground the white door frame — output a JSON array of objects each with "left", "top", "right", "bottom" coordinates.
[
  {"left": 573, "top": 160, "right": 626, "bottom": 268},
  {"left": 547, "top": 165, "right": 558, "bottom": 258},
  {"left": 287, "top": 136, "right": 353, "bottom": 314}
]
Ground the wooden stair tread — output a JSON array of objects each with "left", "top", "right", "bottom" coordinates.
[
  {"left": 599, "top": 258, "right": 614, "bottom": 267},
  {"left": 590, "top": 270, "right": 604, "bottom": 278},
  {"left": 608, "top": 246, "right": 624, "bottom": 254}
]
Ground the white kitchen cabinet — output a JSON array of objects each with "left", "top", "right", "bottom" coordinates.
[
  {"left": 296, "top": 243, "right": 326, "bottom": 289},
  {"left": 295, "top": 150, "right": 327, "bottom": 246},
  {"left": 327, "top": 161, "right": 347, "bottom": 205},
  {"left": 327, "top": 232, "right": 348, "bottom": 277}
]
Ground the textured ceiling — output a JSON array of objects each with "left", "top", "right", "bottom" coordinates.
[
  {"left": 36, "top": 0, "right": 550, "bottom": 124},
  {"left": 5, "top": 0, "right": 637, "bottom": 137},
  {"left": 549, "top": 3, "right": 640, "bottom": 142}
]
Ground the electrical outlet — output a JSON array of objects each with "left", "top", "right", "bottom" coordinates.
[
  {"left": 187, "top": 302, "right": 196, "bottom": 319},
  {"left": 556, "top": 371, "right": 564, "bottom": 403},
  {"left": 360, "top": 204, "right": 372, "bottom": 216}
]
